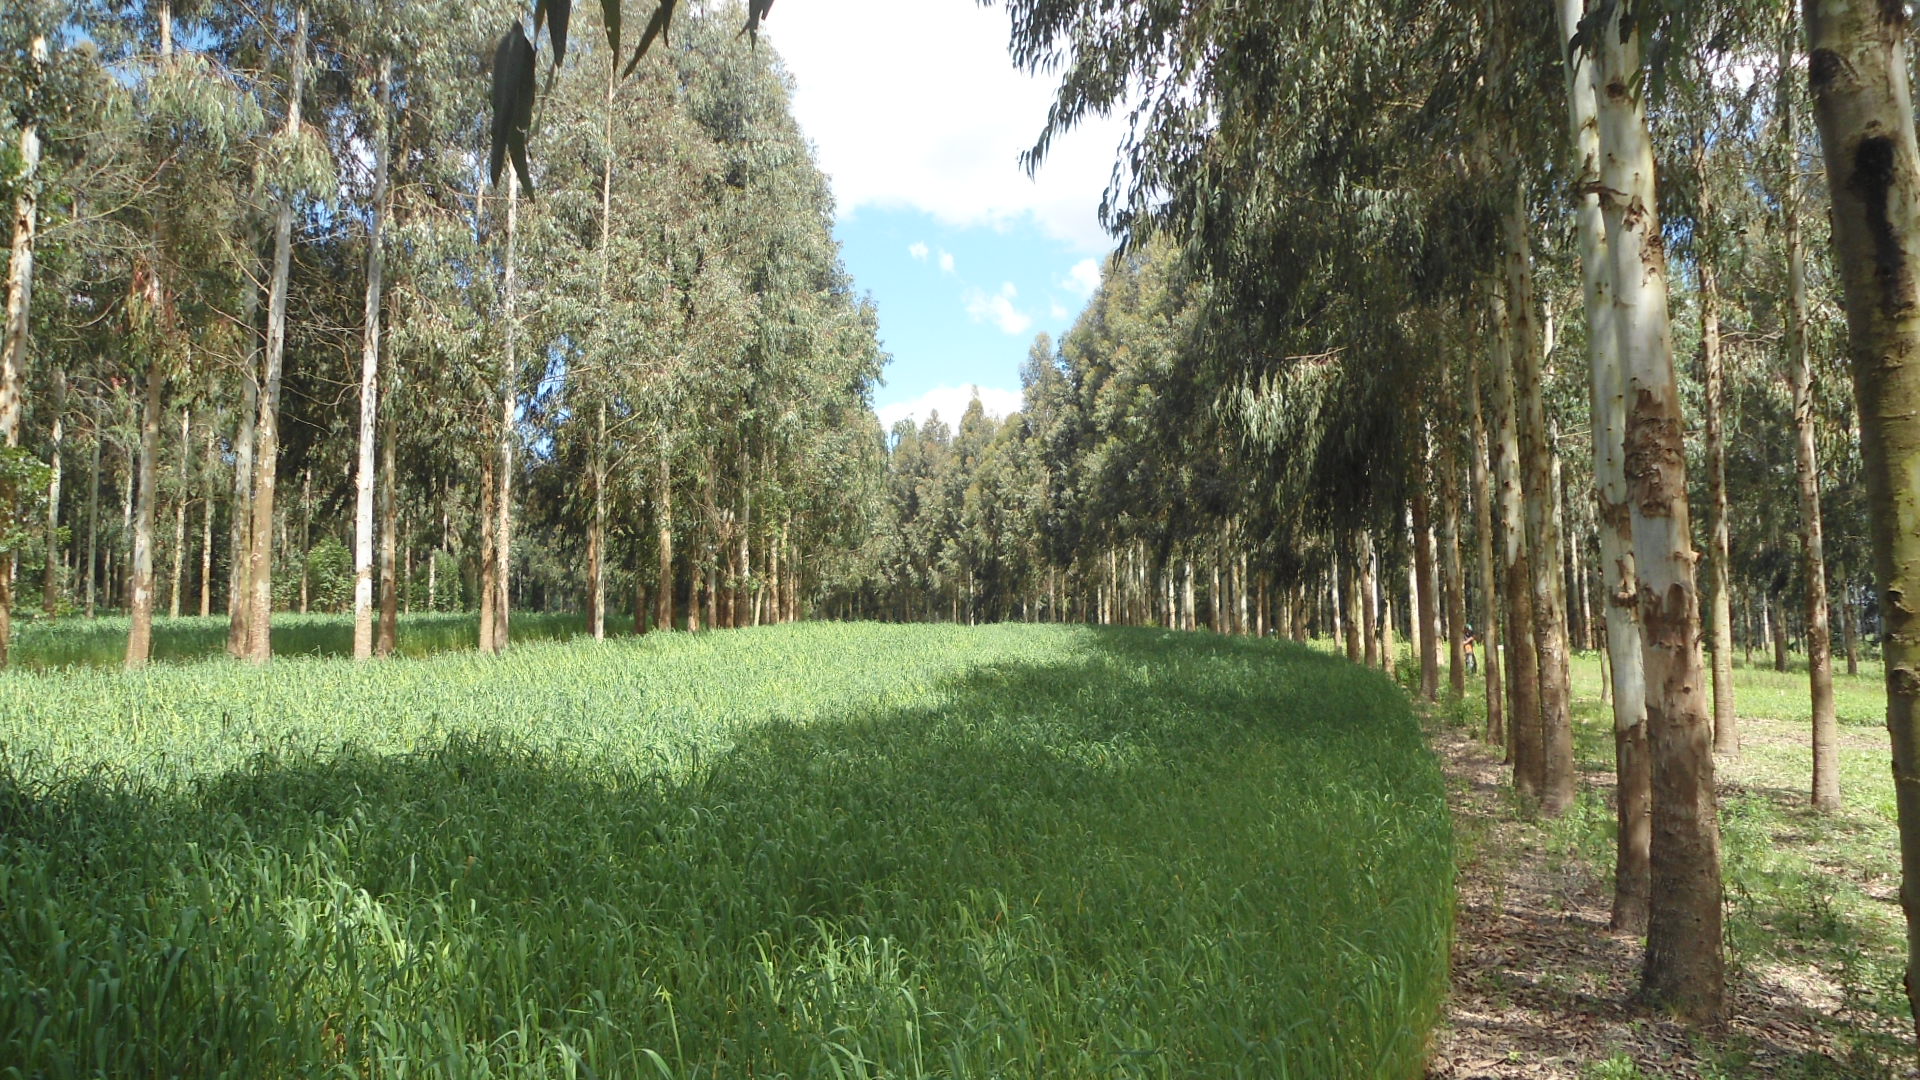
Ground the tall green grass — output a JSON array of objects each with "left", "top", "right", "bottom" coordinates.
[{"left": 0, "top": 623, "right": 1450, "bottom": 1079}]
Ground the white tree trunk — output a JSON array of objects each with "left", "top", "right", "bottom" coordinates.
[{"left": 352, "top": 60, "right": 391, "bottom": 660}]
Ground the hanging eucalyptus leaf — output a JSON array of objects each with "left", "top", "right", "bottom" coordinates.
[
  {"left": 534, "top": 0, "right": 572, "bottom": 67},
  {"left": 599, "top": 0, "right": 621, "bottom": 61},
  {"left": 624, "top": 0, "right": 676, "bottom": 77},
  {"left": 489, "top": 23, "right": 537, "bottom": 196},
  {"left": 742, "top": 0, "right": 773, "bottom": 41}
]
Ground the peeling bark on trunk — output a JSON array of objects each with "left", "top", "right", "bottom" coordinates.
[
  {"left": 227, "top": 335, "right": 257, "bottom": 655},
  {"left": 1699, "top": 152, "right": 1740, "bottom": 755},
  {"left": 198, "top": 418, "right": 213, "bottom": 616},
  {"left": 478, "top": 450, "right": 496, "bottom": 655},
  {"left": 492, "top": 173, "right": 519, "bottom": 654},
  {"left": 589, "top": 400, "right": 606, "bottom": 640},
  {"left": 1597, "top": 8, "right": 1724, "bottom": 1022},
  {"left": 1802, "top": 0, "right": 1920, "bottom": 1036},
  {"left": 1561, "top": 0, "right": 1651, "bottom": 928},
  {"left": 43, "top": 369, "right": 63, "bottom": 615}
]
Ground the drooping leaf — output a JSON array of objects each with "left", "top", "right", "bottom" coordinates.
[
  {"left": 624, "top": 0, "right": 676, "bottom": 77},
  {"left": 599, "top": 0, "right": 621, "bottom": 61},
  {"left": 741, "top": 0, "right": 773, "bottom": 41},
  {"left": 534, "top": 0, "right": 572, "bottom": 67},
  {"left": 490, "top": 24, "right": 538, "bottom": 196}
]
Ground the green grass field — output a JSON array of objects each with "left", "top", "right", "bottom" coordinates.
[{"left": 0, "top": 622, "right": 1452, "bottom": 1079}]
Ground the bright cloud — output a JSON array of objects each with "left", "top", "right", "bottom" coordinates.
[
  {"left": 908, "top": 241, "right": 930, "bottom": 261},
  {"left": 1062, "top": 257, "right": 1103, "bottom": 297},
  {"left": 938, "top": 250, "right": 956, "bottom": 274},
  {"left": 963, "top": 283, "right": 1033, "bottom": 336},
  {"left": 875, "top": 384, "right": 1024, "bottom": 433},
  {"left": 769, "top": 1, "right": 1128, "bottom": 254},
  {"left": 1049, "top": 300, "right": 1069, "bottom": 320}
]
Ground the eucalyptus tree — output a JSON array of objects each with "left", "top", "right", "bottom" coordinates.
[{"left": 1800, "top": 0, "right": 1920, "bottom": 1041}]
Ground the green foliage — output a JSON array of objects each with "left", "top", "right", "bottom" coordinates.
[{"left": 0, "top": 622, "right": 1451, "bottom": 1078}]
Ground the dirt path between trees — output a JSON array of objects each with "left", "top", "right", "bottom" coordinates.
[{"left": 1422, "top": 719, "right": 1902, "bottom": 1080}]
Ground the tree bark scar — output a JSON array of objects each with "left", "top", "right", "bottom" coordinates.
[
  {"left": 1852, "top": 134, "right": 1911, "bottom": 316},
  {"left": 1808, "top": 48, "right": 1844, "bottom": 92},
  {"left": 1880, "top": 0, "right": 1909, "bottom": 28},
  {"left": 1624, "top": 389, "right": 1683, "bottom": 515},
  {"left": 1893, "top": 664, "right": 1920, "bottom": 697}
]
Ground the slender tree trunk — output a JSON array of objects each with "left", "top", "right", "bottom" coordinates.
[
  {"left": 297, "top": 469, "right": 309, "bottom": 614},
  {"left": 1597, "top": 9, "right": 1724, "bottom": 1022},
  {"left": 1470, "top": 357, "right": 1506, "bottom": 745},
  {"left": 1414, "top": 457, "right": 1441, "bottom": 701},
  {"left": 42, "top": 369, "right": 63, "bottom": 615},
  {"left": 1696, "top": 148, "right": 1740, "bottom": 755},
  {"left": 245, "top": 6, "right": 307, "bottom": 663},
  {"left": 377, "top": 412, "right": 397, "bottom": 656},
  {"left": 1502, "top": 168, "right": 1576, "bottom": 814},
  {"left": 1773, "top": 595, "right": 1790, "bottom": 671},
  {"left": 478, "top": 449, "right": 496, "bottom": 653},
  {"left": 352, "top": 59, "right": 390, "bottom": 660},
  {"left": 1443, "top": 432, "right": 1466, "bottom": 691},
  {"left": 227, "top": 336, "right": 257, "bottom": 654},
  {"left": 84, "top": 417, "right": 99, "bottom": 618},
  {"left": 1843, "top": 583, "right": 1860, "bottom": 675},
  {"left": 0, "top": 34, "right": 49, "bottom": 664},
  {"left": 126, "top": 364, "right": 163, "bottom": 669},
  {"left": 198, "top": 417, "right": 213, "bottom": 616},
  {"left": 1489, "top": 280, "right": 1543, "bottom": 801},
  {"left": 656, "top": 441, "right": 674, "bottom": 632},
  {"left": 589, "top": 400, "right": 606, "bottom": 639},
  {"left": 1777, "top": 25, "right": 1842, "bottom": 810},
  {"left": 1560, "top": 0, "right": 1651, "bottom": 928},
  {"left": 168, "top": 409, "right": 188, "bottom": 618},
  {"left": 492, "top": 173, "right": 519, "bottom": 653}
]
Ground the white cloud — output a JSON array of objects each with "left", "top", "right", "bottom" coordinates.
[
  {"left": 938, "top": 249, "right": 956, "bottom": 274},
  {"left": 908, "top": 241, "right": 930, "bottom": 262},
  {"left": 1061, "top": 257, "right": 1103, "bottom": 297},
  {"left": 769, "top": 1, "right": 1129, "bottom": 254},
  {"left": 963, "top": 283, "right": 1033, "bottom": 336},
  {"left": 1049, "top": 300, "right": 1070, "bottom": 320},
  {"left": 876, "top": 384, "right": 1024, "bottom": 433}
]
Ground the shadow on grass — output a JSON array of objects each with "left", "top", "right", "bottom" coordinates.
[{"left": 0, "top": 627, "right": 1452, "bottom": 1080}]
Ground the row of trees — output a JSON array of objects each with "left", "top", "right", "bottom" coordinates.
[{"left": 2, "top": 0, "right": 884, "bottom": 665}]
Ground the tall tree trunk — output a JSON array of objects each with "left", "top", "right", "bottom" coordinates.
[
  {"left": 1697, "top": 147, "right": 1740, "bottom": 755},
  {"left": 493, "top": 173, "right": 519, "bottom": 653},
  {"left": 0, "top": 33, "right": 49, "bottom": 664},
  {"left": 1596, "top": 8, "right": 1724, "bottom": 1022},
  {"left": 1561, "top": 0, "right": 1651, "bottom": 928},
  {"left": 245, "top": 6, "right": 307, "bottom": 663},
  {"left": 377, "top": 412, "right": 397, "bottom": 656},
  {"left": 1773, "top": 594, "right": 1790, "bottom": 671},
  {"left": 1779, "top": 23, "right": 1842, "bottom": 811},
  {"left": 1414, "top": 455, "right": 1441, "bottom": 702},
  {"left": 42, "top": 368, "right": 63, "bottom": 615},
  {"left": 298, "top": 469, "right": 309, "bottom": 614},
  {"left": 478, "top": 449, "right": 496, "bottom": 653},
  {"left": 589, "top": 400, "right": 606, "bottom": 639},
  {"left": 1441, "top": 431, "right": 1469, "bottom": 696},
  {"left": 1489, "top": 280, "right": 1543, "bottom": 801},
  {"left": 227, "top": 333, "right": 257, "bottom": 654},
  {"left": 656, "top": 440, "right": 674, "bottom": 632},
  {"left": 168, "top": 409, "right": 188, "bottom": 618},
  {"left": 1843, "top": 583, "right": 1860, "bottom": 675},
  {"left": 126, "top": 364, "right": 163, "bottom": 669},
  {"left": 84, "top": 415, "right": 99, "bottom": 618},
  {"left": 1502, "top": 168, "right": 1576, "bottom": 814},
  {"left": 1470, "top": 356, "right": 1506, "bottom": 746},
  {"left": 1359, "top": 531, "right": 1379, "bottom": 667},
  {"left": 198, "top": 417, "right": 213, "bottom": 616},
  {"left": 352, "top": 59, "right": 390, "bottom": 660}
]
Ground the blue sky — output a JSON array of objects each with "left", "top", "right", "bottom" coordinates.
[{"left": 764, "top": 0, "right": 1125, "bottom": 432}]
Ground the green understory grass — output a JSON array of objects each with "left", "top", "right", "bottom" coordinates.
[
  {"left": 0, "top": 622, "right": 1451, "bottom": 1079},
  {"left": 7, "top": 611, "right": 632, "bottom": 670}
]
